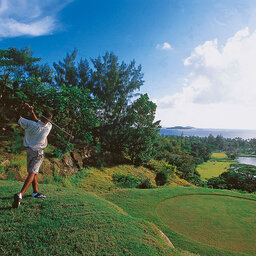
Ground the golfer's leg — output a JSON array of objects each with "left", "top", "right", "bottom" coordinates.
[
  {"left": 20, "top": 173, "right": 35, "bottom": 196},
  {"left": 32, "top": 174, "right": 38, "bottom": 193}
]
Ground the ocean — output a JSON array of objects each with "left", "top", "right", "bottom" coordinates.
[{"left": 160, "top": 128, "right": 256, "bottom": 140}]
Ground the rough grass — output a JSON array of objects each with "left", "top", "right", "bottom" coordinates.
[
  {"left": 0, "top": 180, "right": 185, "bottom": 256},
  {"left": 197, "top": 152, "right": 235, "bottom": 181},
  {"left": 104, "top": 186, "right": 256, "bottom": 256},
  {"left": 79, "top": 165, "right": 157, "bottom": 193}
]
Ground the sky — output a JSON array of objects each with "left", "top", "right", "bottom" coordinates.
[{"left": 2, "top": 0, "right": 256, "bottom": 129}]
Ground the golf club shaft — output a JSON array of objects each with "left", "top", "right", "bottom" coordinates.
[{"left": 40, "top": 114, "right": 74, "bottom": 139}]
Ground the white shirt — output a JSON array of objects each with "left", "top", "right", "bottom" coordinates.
[{"left": 18, "top": 117, "right": 52, "bottom": 151}]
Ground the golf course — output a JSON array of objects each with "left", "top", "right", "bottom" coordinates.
[
  {"left": 196, "top": 152, "right": 235, "bottom": 181},
  {"left": 104, "top": 186, "right": 256, "bottom": 256},
  {"left": 1, "top": 179, "right": 256, "bottom": 255},
  {"left": 0, "top": 180, "right": 179, "bottom": 256}
]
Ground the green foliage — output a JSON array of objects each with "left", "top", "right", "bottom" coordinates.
[
  {"left": 51, "top": 86, "right": 99, "bottom": 144},
  {"left": 2, "top": 47, "right": 160, "bottom": 168},
  {"left": 112, "top": 173, "right": 154, "bottom": 189},
  {"left": 0, "top": 165, "right": 7, "bottom": 175},
  {"left": 53, "top": 50, "right": 160, "bottom": 163},
  {"left": 137, "top": 177, "right": 154, "bottom": 189},
  {"left": 6, "top": 170, "right": 15, "bottom": 180},
  {"left": 155, "top": 170, "right": 168, "bottom": 186},
  {"left": 112, "top": 173, "right": 141, "bottom": 188},
  {"left": 7, "top": 126, "right": 23, "bottom": 154},
  {"left": 55, "top": 135, "right": 74, "bottom": 159},
  {"left": 207, "top": 164, "right": 256, "bottom": 192},
  {"left": 125, "top": 94, "right": 161, "bottom": 165},
  {"left": 0, "top": 47, "right": 51, "bottom": 120}
]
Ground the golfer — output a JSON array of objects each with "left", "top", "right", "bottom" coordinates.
[{"left": 12, "top": 103, "right": 53, "bottom": 208}]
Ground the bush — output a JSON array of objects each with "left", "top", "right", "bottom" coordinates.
[
  {"left": 7, "top": 170, "right": 15, "bottom": 181},
  {"left": 8, "top": 126, "right": 23, "bottom": 155},
  {"left": 155, "top": 170, "right": 168, "bottom": 186},
  {"left": 137, "top": 178, "right": 153, "bottom": 189},
  {"left": 145, "top": 159, "right": 176, "bottom": 175},
  {"left": 112, "top": 173, "right": 140, "bottom": 188}
]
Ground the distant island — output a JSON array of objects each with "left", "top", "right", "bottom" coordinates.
[{"left": 166, "top": 126, "right": 195, "bottom": 130}]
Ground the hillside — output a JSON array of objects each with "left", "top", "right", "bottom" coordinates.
[
  {"left": 0, "top": 123, "right": 192, "bottom": 193},
  {"left": 0, "top": 180, "right": 195, "bottom": 256}
]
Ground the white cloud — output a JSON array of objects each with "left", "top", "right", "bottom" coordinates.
[
  {"left": 155, "top": 27, "right": 256, "bottom": 129},
  {"left": 0, "top": 0, "right": 72, "bottom": 38},
  {"left": 156, "top": 42, "right": 173, "bottom": 50}
]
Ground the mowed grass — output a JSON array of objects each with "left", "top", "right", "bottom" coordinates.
[
  {"left": 197, "top": 162, "right": 231, "bottom": 180},
  {"left": 157, "top": 195, "right": 256, "bottom": 255},
  {"left": 104, "top": 186, "right": 256, "bottom": 256},
  {"left": 210, "top": 152, "right": 228, "bottom": 160},
  {"left": 197, "top": 152, "right": 234, "bottom": 181},
  {"left": 0, "top": 180, "right": 183, "bottom": 256}
]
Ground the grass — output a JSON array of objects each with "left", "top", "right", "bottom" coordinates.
[
  {"left": 197, "top": 152, "right": 235, "bottom": 181},
  {"left": 0, "top": 180, "right": 192, "bottom": 256},
  {"left": 210, "top": 152, "right": 228, "bottom": 160},
  {"left": 157, "top": 195, "right": 256, "bottom": 255},
  {"left": 104, "top": 186, "right": 256, "bottom": 256}
]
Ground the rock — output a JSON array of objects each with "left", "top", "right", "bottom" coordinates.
[
  {"left": 61, "top": 153, "right": 78, "bottom": 176},
  {"left": 82, "top": 148, "right": 91, "bottom": 159},
  {"left": 71, "top": 151, "right": 83, "bottom": 168},
  {"left": 40, "top": 159, "right": 53, "bottom": 176},
  {"left": 62, "top": 153, "right": 74, "bottom": 168}
]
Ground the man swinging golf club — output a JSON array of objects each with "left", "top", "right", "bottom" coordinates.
[{"left": 12, "top": 103, "right": 53, "bottom": 208}]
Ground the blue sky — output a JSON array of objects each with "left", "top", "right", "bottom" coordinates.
[{"left": 2, "top": 0, "right": 256, "bottom": 129}]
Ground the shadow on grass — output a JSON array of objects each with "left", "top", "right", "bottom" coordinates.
[
  {"left": 0, "top": 195, "right": 31, "bottom": 200},
  {"left": 0, "top": 206, "right": 12, "bottom": 210},
  {"left": 0, "top": 195, "right": 32, "bottom": 211}
]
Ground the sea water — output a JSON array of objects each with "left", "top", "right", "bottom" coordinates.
[{"left": 160, "top": 128, "right": 256, "bottom": 140}]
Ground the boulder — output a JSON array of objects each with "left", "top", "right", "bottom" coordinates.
[{"left": 71, "top": 151, "right": 83, "bottom": 169}]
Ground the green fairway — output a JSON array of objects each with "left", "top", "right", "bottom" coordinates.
[
  {"left": 197, "top": 161, "right": 232, "bottom": 180},
  {"left": 105, "top": 186, "right": 256, "bottom": 256},
  {"left": 157, "top": 195, "right": 256, "bottom": 255},
  {"left": 0, "top": 180, "right": 182, "bottom": 256},
  {"left": 210, "top": 152, "right": 228, "bottom": 159},
  {"left": 197, "top": 152, "right": 234, "bottom": 180}
]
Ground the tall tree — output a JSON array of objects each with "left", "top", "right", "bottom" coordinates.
[
  {"left": 0, "top": 47, "right": 51, "bottom": 120},
  {"left": 53, "top": 49, "right": 90, "bottom": 88},
  {"left": 89, "top": 52, "right": 143, "bottom": 125},
  {"left": 125, "top": 94, "right": 161, "bottom": 165}
]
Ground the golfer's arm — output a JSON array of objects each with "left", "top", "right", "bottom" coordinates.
[
  {"left": 18, "top": 105, "right": 24, "bottom": 120},
  {"left": 31, "top": 109, "right": 38, "bottom": 122}
]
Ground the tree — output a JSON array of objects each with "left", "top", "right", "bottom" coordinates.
[
  {"left": 0, "top": 47, "right": 52, "bottom": 120},
  {"left": 125, "top": 94, "right": 161, "bottom": 165},
  {"left": 53, "top": 49, "right": 90, "bottom": 88}
]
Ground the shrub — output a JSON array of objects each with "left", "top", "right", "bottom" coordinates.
[
  {"left": 137, "top": 178, "right": 153, "bottom": 189},
  {"left": 155, "top": 170, "right": 168, "bottom": 186},
  {"left": 8, "top": 127, "right": 23, "bottom": 155},
  {"left": 112, "top": 173, "right": 141, "bottom": 188},
  {"left": 7, "top": 170, "right": 15, "bottom": 181},
  {"left": 145, "top": 159, "right": 175, "bottom": 175}
]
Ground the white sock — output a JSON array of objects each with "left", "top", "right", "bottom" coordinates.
[{"left": 18, "top": 193, "right": 22, "bottom": 199}]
